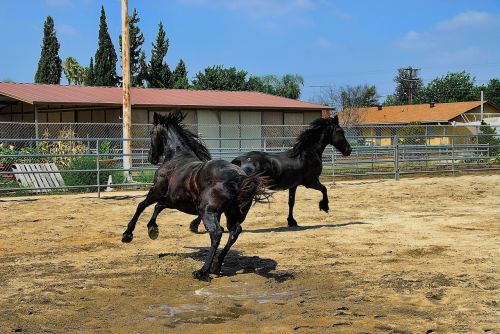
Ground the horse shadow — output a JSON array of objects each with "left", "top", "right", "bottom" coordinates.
[
  {"left": 159, "top": 247, "right": 294, "bottom": 283},
  {"left": 243, "top": 221, "right": 370, "bottom": 234}
]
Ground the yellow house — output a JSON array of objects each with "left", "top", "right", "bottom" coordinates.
[{"left": 337, "top": 101, "right": 500, "bottom": 146}]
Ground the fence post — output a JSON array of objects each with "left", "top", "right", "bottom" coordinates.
[
  {"left": 451, "top": 136, "right": 455, "bottom": 175},
  {"left": 96, "top": 139, "right": 101, "bottom": 198},
  {"left": 331, "top": 147, "right": 335, "bottom": 185},
  {"left": 393, "top": 135, "right": 400, "bottom": 181}
]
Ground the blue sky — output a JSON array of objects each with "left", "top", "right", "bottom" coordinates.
[{"left": 1, "top": 0, "right": 499, "bottom": 102}]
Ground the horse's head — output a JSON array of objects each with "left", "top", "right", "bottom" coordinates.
[
  {"left": 148, "top": 112, "right": 166, "bottom": 165},
  {"left": 149, "top": 111, "right": 210, "bottom": 164},
  {"left": 328, "top": 115, "right": 352, "bottom": 157}
]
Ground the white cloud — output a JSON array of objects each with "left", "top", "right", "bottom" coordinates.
[
  {"left": 436, "top": 11, "right": 495, "bottom": 31},
  {"left": 397, "top": 11, "right": 499, "bottom": 52},
  {"left": 45, "top": 0, "right": 73, "bottom": 6},
  {"left": 177, "top": 0, "right": 315, "bottom": 18},
  {"left": 316, "top": 37, "right": 337, "bottom": 50},
  {"left": 58, "top": 23, "right": 78, "bottom": 36}
]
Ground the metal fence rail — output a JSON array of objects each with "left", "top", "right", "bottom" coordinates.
[{"left": 1, "top": 122, "right": 499, "bottom": 196}]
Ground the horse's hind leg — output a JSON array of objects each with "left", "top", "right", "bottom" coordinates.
[
  {"left": 211, "top": 208, "right": 246, "bottom": 275},
  {"left": 192, "top": 210, "right": 223, "bottom": 281},
  {"left": 287, "top": 186, "right": 298, "bottom": 227},
  {"left": 122, "top": 190, "right": 159, "bottom": 243},
  {"left": 147, "top": 202, "right": 168, "bottom": 240}
]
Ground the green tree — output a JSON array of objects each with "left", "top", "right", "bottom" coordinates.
[
  {"left": 391, "top": 67, "right": 424, "bottom": 105},
  {"left": 148, "top": 21, "right": 171, "bottom": 88},
  {"left": 94, "top": 6, "right": 118, "bottom": 86},
  {"left": 85, "top": 57, "right": 96, "bottom": 86},
  {"left": 340, "top": 84, "right": 378, "bottom": 109},
  {"left": 479, "top": 120, "right": 500, "bottom": 155},
  {"left": 63, "top": 57, "right": 86, "bottom": 85},
  {"left": 136, "top": 51, "right": 149, "bottom": 87},
  {"left": 192, "top": 65, "right": 248, "bottom": 91},
  {"left": 422, "top": 71, "right": 478, "bottom": 103},
  {"left": 483, "top": 79, "right": 500, "bottom": 106},
  {"left": 35, "top": 16, "right": 62, "bottom": 84},
  {"left": 171, "top": 59, "right": 189, "bottom": 89},
  {"left": 119, "top": 8, "right": 145, "bottom": 87},
  {"left": 246, "top": 74, "right": 304, "bottom": 99}
]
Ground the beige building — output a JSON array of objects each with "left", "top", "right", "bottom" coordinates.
[{"left": 336, "top": 101, "right": 500, "bottom": 146}]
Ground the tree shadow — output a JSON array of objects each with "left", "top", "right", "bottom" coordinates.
[
  {"left": 159, "top": 247, "right": 294, "bottom": 283},
  {"left": 243, "top": 221, "right": 370, "bottom": 234}
]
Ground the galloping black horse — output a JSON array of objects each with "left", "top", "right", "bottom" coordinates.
[
  {"left": 189, "top": 115, "right": 351, "bottom": 232},
  {"left": 121, "top": 111, "right": 267, "bottom": 281}
]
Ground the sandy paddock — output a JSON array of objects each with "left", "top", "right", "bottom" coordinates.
[{"left": 0, "top": 174, "right": 499, "bottom": 333}]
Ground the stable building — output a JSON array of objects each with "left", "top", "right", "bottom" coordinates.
[{"left": 0, "top": 82, "right": 330, "bottom": 149}]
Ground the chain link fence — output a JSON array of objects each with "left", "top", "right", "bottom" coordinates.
[{"left": 1, "top": 122, "right": 499, "bottom": 196}]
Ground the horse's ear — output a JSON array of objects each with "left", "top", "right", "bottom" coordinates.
[
  {"left": 170, "top": 110, "right": 186, "bottom": 123},
  {"left": 332, "top": 114, "right": 339, "bottom": 125},
  {"left": 153, "top": 112, "right": 160, "bottom": 125}
]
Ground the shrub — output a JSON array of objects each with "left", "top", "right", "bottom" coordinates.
[
  {"left": 62, "top": 156, "right": 124, "bottom": 192},
  {"left": 38, "top": 129, "right": 87, "bottom": 166},
  {"left": 135, "top": 170, "right": 156, "bottom": 184}
]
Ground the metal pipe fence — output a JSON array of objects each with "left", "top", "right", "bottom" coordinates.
[{"left": 1, "top": 122, "right": 499, "bottom": 196}]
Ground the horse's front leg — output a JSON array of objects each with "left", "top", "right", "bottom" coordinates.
[
  {"left": 310, "top": 180, "right": 329, "bottom": 213},
  {"left": 192, "top": 211, "right": 223, "bottom": 281},
  {"left": 287, "top": 186, "right": 298, "bottom": 227},
  {"left": 147, "top": 201, "right": 169, "bottom": 240},
  {"left": 122, "top": 190, "right": 159, "bottom": 243}
]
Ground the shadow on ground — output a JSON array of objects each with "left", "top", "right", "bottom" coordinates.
[
  {"left": 159, "top": 247, "right": 294, "bottom": 282},
  {"left": 243, "top": 221, "right": 370, "bottom": 234}
]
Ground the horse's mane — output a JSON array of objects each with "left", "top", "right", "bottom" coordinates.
[
  {"left": 289, "top": 118, "right": 333, "bottom": 157},
  {"left": 158, "top": 111, "right": 212, "bottom": 161}
]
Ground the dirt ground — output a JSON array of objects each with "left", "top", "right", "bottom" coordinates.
[{"left": 0, "top": 174, "right": 499, "bottom": 334}]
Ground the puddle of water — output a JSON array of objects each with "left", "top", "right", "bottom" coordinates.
[
  {"left": 194, "top": 282, "right": 293, "bottom": 302},
  {"left": 148, "top": 303, "right": 209, "bottom": 317}
]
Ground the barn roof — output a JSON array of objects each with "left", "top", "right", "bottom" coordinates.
[
  {"left": 0, "top": 82, "right": 330, "bottom": 111},
  {"left": 346, "top": 101, "right": 499, "bottom": 124}
]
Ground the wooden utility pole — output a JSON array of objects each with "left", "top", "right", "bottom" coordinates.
[{"left": 121, "top": 0, "right": 132, "bottom": 181}]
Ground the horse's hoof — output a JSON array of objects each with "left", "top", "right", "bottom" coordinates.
[
  {"left": 287, "top": 218, "right": 298, "bottom": 227},
  {"left": 319, "top": 201, "right": 329, "bottom": 213},
  {"left": 192, "top": 269, "right": 211, "bottom": 282},
  {"left": 122, "top": 232, "right": 133, "bottom": 243},
  {"left": 148, "top": 225, "right": 159, "bottom": 240}
]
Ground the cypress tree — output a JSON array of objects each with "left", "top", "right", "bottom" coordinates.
[
  {"left": 85, "top": 57, "right": 96, "bottom": 86},
  {"left": 94, "top": 6, "right": 118, "bottom": 86},
  {"left": 171, "top": 59, "right": 189, "bottom": 89},
  {"left": 119, "top": 8, "right": 145, "bottom": 87},
  {"left": 35, "top": 16, "right": 62, "bottom": 84},
  {"left": 136, "top": 51, "right": 149, "bottom": 87},
  {"left": 148, "top": 21, "right": 171, "bottom": 88}
]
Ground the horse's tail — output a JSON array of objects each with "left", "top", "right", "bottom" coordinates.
[{"left": 237, "top": 173, "right": 272, "bottom": 212}]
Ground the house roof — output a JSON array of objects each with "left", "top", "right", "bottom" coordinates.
[
  {"left": 0, "top": 82, "right": 330, "bottom": 111},
  {"left": 349, "top": 101, "right": 497, "bottom": 124}
]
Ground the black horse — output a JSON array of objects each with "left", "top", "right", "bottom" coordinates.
[
  {"left": 189, "top": 115, "right": 351, "bottom": 232},
  {"left": 121, "top": 111, "right": 267, "bottom": 281}
]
